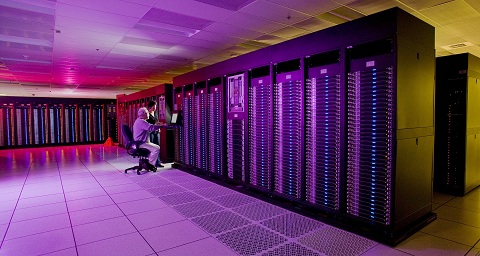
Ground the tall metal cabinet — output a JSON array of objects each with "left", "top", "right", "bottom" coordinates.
[{"left": 435, "top": 53, "right": 480, "bottom": 196}]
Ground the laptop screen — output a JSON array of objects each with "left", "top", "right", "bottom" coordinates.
[{"left": 171, "top": 113, "right": 178, "bottom": 124}]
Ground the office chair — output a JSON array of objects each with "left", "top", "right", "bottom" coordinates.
[{"left": 121, "top": 124, "right": 156, "bottom": 175}]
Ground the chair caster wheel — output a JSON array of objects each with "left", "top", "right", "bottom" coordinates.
[
  {"left": 125, "top": 170, "right": 128, "bottom": 173},
  {"left": 152, "top": 167, "right": 157, "bottom": 172},
  {"left": 137, "top": 170, "right": 141, "bottom": 175}
]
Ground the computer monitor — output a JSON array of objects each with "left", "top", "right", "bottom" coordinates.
[{"left": 171, "top": 113, "right": 178, "bottom": 124}]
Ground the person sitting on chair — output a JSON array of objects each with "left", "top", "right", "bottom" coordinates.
[{"left": 133, "top": 107, "right": 163, "bottom": 171}]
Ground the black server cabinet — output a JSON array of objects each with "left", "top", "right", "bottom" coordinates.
[
  {"left": 15, "top": 104, "right": 32, "bottom": 146},
  {"left": 0, "top": 104, "right": 15, "bottom": 147},
  {"left": 159, "top": 85, "right": 174, "bottom": 163},
  {"left": 346, "top": 37, "right": 435, "bottom": 239},
  {"left": 173, "top": 87, "right": 184, "bottom": 164},
  {"left": 183, "top": 85, "right": 195, "bottom": 166},
  {"left": 106, "top": 104, "right": 117, "bottom": 142},
  {"left": 435, "top": 53, "right": 480, "bottom": 196},
  {"left": 49, "top": 104, "right": 63, "bottom": 144},
  {"left": 208, "top": 77, "right": 225, "bottom": 176},
  {"left": 64, "top": 104, "right": 77, "bottom": 143},
  {"left": 92, "top": 104, "right": 104, "bottom": 142},
  {"left": 248, "top": 66, "right": 273, "bottom": 191},
  {"left": 305, "top": 51, "right": 342, "bottom": 212},
  {"left": 79, "top": 104, "right": 91, "bottom": 142},
  {"left": 226, "top": 73, "right": 247, "bottom": 182},
  {"left": 273, "top": 59, "right": 304, "bottom": 200},
  {"left": 194, "top": 82, "right": 208, "bottom": 170},
  {"left": 346, "top": 41, "right": 395, "bottom": 226},
  {"left": 33, "top": 104, "right": 48, "bottom": 145}
]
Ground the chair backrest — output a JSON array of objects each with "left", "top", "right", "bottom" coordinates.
[{"left": 121, "top": 124, "right": 134, "bottom": 149}]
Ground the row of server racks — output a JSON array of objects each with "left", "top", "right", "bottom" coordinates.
[
  {"left": 435, "top": 53, "right": 480, "bottom": 196},
  {"left": 0, "top": 97, "right": 117, "bottom": 148},
  {"left": 171, "top": 8, "right": 435, "bottom": 245},
  {"left": 116, "top": 84, "right": 174, "bottom": 162}
]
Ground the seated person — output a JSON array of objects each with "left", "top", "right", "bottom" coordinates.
[{"left": 133, "top": 107, "right": 163, "bottom": 170}]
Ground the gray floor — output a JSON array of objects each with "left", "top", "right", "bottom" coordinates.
[{"left": 0, "top": 145, "right": 479, "bottom": 256}]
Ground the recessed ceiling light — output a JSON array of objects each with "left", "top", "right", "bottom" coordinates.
[{"left": 441, "top": 42, "right": 473, "bottom": 50}]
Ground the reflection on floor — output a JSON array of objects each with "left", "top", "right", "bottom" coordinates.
[{"left": 0, "top": 145, "right": 479, "bottom": 256}]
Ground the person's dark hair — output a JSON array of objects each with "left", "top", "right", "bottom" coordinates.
[{"left": 147, "top": 100, "right": 157, "bottom": 109}]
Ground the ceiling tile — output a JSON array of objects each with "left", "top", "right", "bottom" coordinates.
[
  {"left": 0, "top": 0, "right": 55, "bottom": 16},
  {"left": 193, "top": 0, "right": 255, "bottom": 11},
  {"left": 191, "top": 30, "right": 246, "bottom": 45},
  {"left": 203, "top": 22, "right": 264, "bottom": 39},
  {"left": 254, "top": 34, "right": 287, "bottom": 45},
  {"left": 419, "top": 0, "right": 480, "bottom": 25},
  {"left": 54, "top": 26, "right": 124, "bottom": 42},
  {"left": 239, "top": 0, "right": 312, "bottom": 25},
  {"left": 444, "top": 17, "right": 480, "bottom": 37},
  {"left": 55, "top": 15, "right": 133, "bottom": 35},
  {"left": 142, "top": 8, "right": 214, "bottom": 30},
  {"left": 292, "top": 17, "right": 335, "bottom": 32},
  {"left": 346, "top": 0, "right": 400, "bottom": 15},
  {"left": 58, "top": 0, "right": 151, "bottom": 18},
  {"left": 55, "top": 3, "right": 140, "bottom": 27},
  {"left": 125, "top": 28, "right": 188, "bottom": 44},
  {"left": 153, "top": 0, "right": 234, "bottom": 21},
  {"left": 0, "top": 16, "right": 54, "bottom": 34},
  {"left": 265, "top": 0, "right": 340, "bottom": 15},
  {"left": 269, "top": 26, "right": 309, "bottom": 39},
  {"left": 398, "top": 0, "right": 455, "bottom": 11},
  {"left": 220, "top": 12, "right": 285, "bottom": 33}
]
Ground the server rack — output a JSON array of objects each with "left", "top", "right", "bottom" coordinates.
[
  {"left": 1, "top": 103, "right": 15, "bottom": 147},
  {"left": 183, "top": 85, "right": 195, "bottom": 166},
  {"left": 49, "top": 104, "right": 63, "bottom": 144},
  {"left": 346, "top": 41, "right": 395, "bottom": 226},
  {"left": 15, "top": 104, "right": 32, "bottom": 146},
  {"left": 226, "top": 73, "right": 247, "bottom": 182},
  {"left": 435, "top": 53, "right": 480, "bottom": 196},
  {"left": 92, "top": 104, "right": 104, "bottom": 142},
  {"left": 64, "top": 104, "right": 77, "bottom": 143},
  {"left": 106, "top": 104, "right": 117, "bottom": 142},
  {"left": 248, "top": 66, "right": 273, "bottom": 191},
  {"left": 173, "top": 87, "right": 184, "bottom": 163},
  {"left": 208, "top": 77, "right": 225, "bottom": 176},
  {"left": 305, "top": 51, "right": 342, "bottom": 211},
  {"left": 33, "top": 104, "right": 48, "bottom": 145},
  {"left": 273, "top": 59, "right": 304, "bottom": 200},
  {"left": 78, "top": 104, "right": 90, "bottom": 142},
  {"left": 194, "top": 82, "right": 208, "bottom": 170}
]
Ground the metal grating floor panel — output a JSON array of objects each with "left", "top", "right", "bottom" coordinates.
[
  {"left": 163, "top": 174, "right": 202, "bottom": 184},
  {"left": 232, "top": 201, "right": 288, "bottom": 221},
  {"left": 260, "top": 243, "right": 321, "bottom": 256},
  {"left": 194, "top": 186, "right": 237, "bottom": 198},
  {"left": 133, "top": 178, "right": 173, "bottom": 189},
  {"left": 299, "top": 226, "right": 376, "bottom": 256},
  {"left": 191, "top": 210, "right": 250, "bottom": 234},
  {"left": 261, "top": 213, "right": 324, "bottom": 238},
  {"left": 147, "top": 185, "right": 187, "bottom": 196},
  {"left": 179, "top": 179, "right": 218, "bottom": 190},
  {"left": 211, "top": 193, "right": 257, "bottom": 208},
  {"left": 217, "top": 225, "right": 287, "bottom": 256},
  {"left": 173, "top": 199, "right": 225, "bottom": 218},
  {"left": 157, "top": 169, "right": 191, "bottom": 177},
  {"left": 158, "top": 191, "right": 203, "bottom": 206}
]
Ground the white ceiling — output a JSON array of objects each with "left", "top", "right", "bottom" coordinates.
[{"left": 0, "top": 0, "right": 479, "bottom": 99}]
